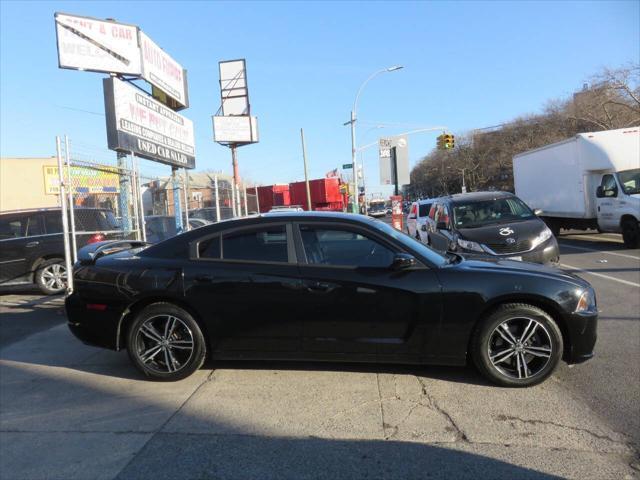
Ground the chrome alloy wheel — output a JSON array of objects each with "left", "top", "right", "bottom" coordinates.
[
  {"left": 41, "top": 263, "right": 67, "bottom": 291},
  {"left": 135, "top": 315, "right": 195, "bottom": 374},
  {"left": 488, "top": 317, "right": 552, "bottom": 380}
]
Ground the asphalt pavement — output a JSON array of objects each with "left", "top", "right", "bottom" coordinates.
[{"left": 0, "top": 225, "right": 638, "bottom": 480}]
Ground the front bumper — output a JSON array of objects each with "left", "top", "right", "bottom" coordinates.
[
  {"left": 563, "top": 311, "right": 598, "bottom": 364},
  {"left": 459, "top": 237, "right": 560, "bottom": 265}
]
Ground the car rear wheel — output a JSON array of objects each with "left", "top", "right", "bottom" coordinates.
[
  {"left": 622, "top": 219, "right": 640, "bottom": 249},
  {"left": 35, "top": 258, "right": 67, "bottom": 295},
  {"left": 126, "top": 303, "right": 206, "bottom": 381},
  {"left": 471, "top": 303, "right": 563, "bottom": 387}
]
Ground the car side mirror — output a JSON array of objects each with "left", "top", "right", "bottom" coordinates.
[
  {"left": 436, "top": 221, "right": 448, "bottom": 230},
  {"left": 391, "top": 253, "right": 417, "bottom": 270},
  {"left": 533, "top": 208, "right": 542, "bottom": 216},
  {"left": 595, "top": 186, "right": 604, "bottom": 198}
]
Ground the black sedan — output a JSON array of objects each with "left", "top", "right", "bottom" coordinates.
[{"left": 66, "top": 212, "right": 597, "bottom": 387}]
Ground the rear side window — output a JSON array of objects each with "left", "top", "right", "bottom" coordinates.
[
  {"left": 198, "top": 236, "right": 220, "bottom": 259},
  {"left": 44, "top": 213, "right": 63, "bottom": 234},
  {"left": 0, "top": 215, "right": 25, "bottom": 239},
  {"left": 222, "top": 225, "right": 288, "bottom": 263},
  {"left": 419, "top": 203, "right": 432, "bottom": 218}
]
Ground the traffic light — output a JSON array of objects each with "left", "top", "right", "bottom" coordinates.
[{"left": 437, "top": 133, "right": 455, "bottom": 150}]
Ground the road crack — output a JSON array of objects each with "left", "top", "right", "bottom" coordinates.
[{"left": 415, "top": 376, "right": 469, "bottom": 442}]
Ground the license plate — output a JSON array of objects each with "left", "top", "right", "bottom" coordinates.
[{"left": 506, "top": 256, "right": 522, "bottom": 261}]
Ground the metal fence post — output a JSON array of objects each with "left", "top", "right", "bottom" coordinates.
[
  {"left": 117, "top": 151, "right": 131, "bottom": 234},
  {"left": 183, "top": 169, "right": 190, "bottom": 229},
  {"left": 130, "top": 158, "right": 141, "bottom": 241},
  {"left": 255, "top": 186, "right": 260, "bottom": 213},
  {"left": 133, "top": 154, "right": 146, "bottom": 242},
  {"left": 214, "top": 175, "right": 221, "bottom": 222},
  {"left": 64, "top": 135, "right": 78, "bottom": 263},
  {"left": 231, "top": 182, "right": 237, "bottom": 217},
  {"left": 243, "top": 184, "right": 248, "bottom": 216},
  {"left": 171, "top": 167, "right": 183, "bottom": 233},
  {"left": 56, "top": 136, "right": 74, "bottom": 293}
]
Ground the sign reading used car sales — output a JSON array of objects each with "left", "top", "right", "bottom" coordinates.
[
  {"left": 55, "top": 13, "right": 142, "bottom": 75},
  {"left": 139, "top": 31, "right": 188, "bottom": 109},
  {"left": 103, "top": 77, "right": 195, "bottom": 168}
]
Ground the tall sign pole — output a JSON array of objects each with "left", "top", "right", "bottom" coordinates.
[{"left": 300, "top": 128, "right": 312, "bottom": 211}]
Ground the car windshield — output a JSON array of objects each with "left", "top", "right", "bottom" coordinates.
[
  {"left": 617, "top": 168, "right": 640, "bottom": 195},
  {"left": 371, "top": 219, "right": 448, "bottom": 267},
  {"left": 452, "top": 197, "right": 535, "bottom": 228}
]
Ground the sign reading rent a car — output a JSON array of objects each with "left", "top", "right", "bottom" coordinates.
[
  {"left": 55, "top": 13, "right": 142, "bottom": 75},
  {"left": 103, "top": 77, "right": 196, "bottom": 168}
]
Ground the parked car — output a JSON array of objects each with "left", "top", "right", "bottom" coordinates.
[
  {"left": 0, "top": 207, "right": 120, "bottom": 294},
  {"left": 427, "top": 192, "right": 559, "bottom": 264},
  {"left": 406, "top": 199, "right": 434, "bottom": 243},
  {"left": 145, "top": 216, "right": 211, "bottom": 244},
  {"left": 190, "top": 207, "right": 235, "bottom": 223},
  {"left": 66, "top": 211, "right": 596, "bottom": 387}
]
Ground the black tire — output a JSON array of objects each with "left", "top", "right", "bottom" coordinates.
[
  {"left": 622, "top": 219, "right": 640, "bottom": 249},
  {"left": 126, "top": 303, "right": 207, "bottom": 381},
  {"left": 35, "top": 258, "right": 67, "bottom": 295},
  {"left": 471, "top": 303, "right": 563, "bottom": 387}
]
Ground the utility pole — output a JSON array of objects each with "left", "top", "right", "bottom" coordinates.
[
  {"left": 349, "top": 110, "right": 358, "bottom": 213},
  {"left": 300, "top": 128, "right": 312, "bottom": 211}
]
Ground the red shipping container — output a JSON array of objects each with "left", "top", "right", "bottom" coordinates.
[
  {"left": 289, "top": 178, "right": 344, "bottom": 211},
  {"left": 257, "top": 184, "right": 290, "bottom": 213}
]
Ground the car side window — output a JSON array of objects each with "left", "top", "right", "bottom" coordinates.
[
  {"left": 25, "top": 215, "right": 43, "bottom": 236},
  {"left": 198, "top": 236, "right": 220, "bottom": 259},
  {"left": 300, "top": 226, "right": 395, "bottom": 268},
  {"left": 600, "top": 174, "right": 617, "bottom": 197},
  {"left": 419, "top": 203, "right": 432, "bottom": 218},
  {"left": 409, "top": 204, "right": 417, "bottom": 219},
  {"left": 222, "top": 225, "right": 288, "bottom": 263},
  {"left": 44, "top": 213, "right": 63, "bottom": 234},
  {"left": 0, "top": 215, "right": 26, "bottom": 239},
  {"left": 429, "top": 204, "right": 437, "bottom": 220}
]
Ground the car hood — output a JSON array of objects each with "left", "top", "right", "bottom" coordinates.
[
  {"left": 457, "top": 218, "right": 546, "bottom": 245},
  {"left": 450, "top": 256, "right": 590, "bottom": 289}
]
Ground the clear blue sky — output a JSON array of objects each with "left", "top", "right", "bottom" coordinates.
[{"left": 1, "top": 0, "right": 638, "bottom": 192}]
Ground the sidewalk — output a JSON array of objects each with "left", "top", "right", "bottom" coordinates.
[{"left": 0, "top": 322, "right": 637, "bottom": 480}]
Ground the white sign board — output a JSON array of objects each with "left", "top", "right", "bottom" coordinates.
[
  {"left": 213, "top": 116, "right": 259, "bottom": 143},
  {"left": 55, "top": 12, "right": 142, "bottom": 75},
  {"left": 139, "top": 31, "right": 188, "bottom": 109},
  {"left": 380, "top": 135, "right": 410, "bottom": 187},
  {"left": 104, "top": 77, "right": 195, "bottom": 168},
  {"left": 219, "top": 59, "right": 250, "bottom": 116}
]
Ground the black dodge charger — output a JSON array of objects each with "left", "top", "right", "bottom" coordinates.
[{"left": 66, "top": 212, "right": 597, "bottom": 387}]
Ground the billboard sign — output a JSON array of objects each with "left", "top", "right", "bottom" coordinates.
[
  {"left": 103, "top": 77, "right": 196, "bottom": 169},
  {"left": 43, "top": 165, "right": 119, "bottom": 195},
  {"left": 139, "top": 31, "right": 189, "bottom": 110},
  {"left": 212, "top": 116, "right": 259, "bottom": 143},
  {"left": 380, "top": 135, "right": 410, "bottom": 186},
  {"left": 219, "top": 59, "right": 250, "bottom": 116},
  {"left": 55, "top": 12, "right": 142, "bottom": 75}
]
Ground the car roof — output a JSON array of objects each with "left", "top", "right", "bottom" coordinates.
[{"left": 441, "top": 191, "right": 514, "bottom": 204}]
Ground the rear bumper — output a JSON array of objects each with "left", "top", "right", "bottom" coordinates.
[{"left": 65, "top": 293, "right": 122, "bottom": 350}]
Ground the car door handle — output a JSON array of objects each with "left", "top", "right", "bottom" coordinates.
[
  {"left": 194, "top": 275, "right": 212, "bottom": 283},
  {"left": 26, "top": 241, "right": 39, "bottom": 247},
  {"left": 305, "top": 282, "right": 333, "bottom": 293}
]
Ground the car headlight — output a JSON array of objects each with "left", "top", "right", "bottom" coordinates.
[
  {"left": 575, "top": 288, "right": 597, "bottom": 313},
  {"left": 531, "top": 227, "right": 553, "bottom": 249},
  {"left": 457, "top": 238, "right": 484, "bottom": 252}
]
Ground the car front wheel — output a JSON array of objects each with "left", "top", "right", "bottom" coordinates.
[
  {"left": 471, "top": 303, "right": 563, "bottom": 387},
  {"left": 126, "top": 303, "right": 207, "bottom": 381}
]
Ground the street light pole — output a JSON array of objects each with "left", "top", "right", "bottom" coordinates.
[{"left": 348, "top": 65, "right": 403, "bottom": 214}]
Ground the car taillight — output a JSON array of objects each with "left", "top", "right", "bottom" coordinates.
[{"left": 87, "top": 233, "right": 105, "bottom": 244}]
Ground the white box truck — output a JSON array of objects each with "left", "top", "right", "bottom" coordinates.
[{"left": 513, "top": 127, "right": 640, "bottom": 248}]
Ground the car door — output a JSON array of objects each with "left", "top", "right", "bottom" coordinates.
[
  {"left": 407, "top": 202, "right": 417, "bottom": 236},
  {"left": 0, "top": 212, "right": 45, "bottom": 285},
  {"left": 429, "top": 203, "right": 454, "bottom": 252},
  {"left": 596, "top": 174, "right": 620, "bottom": 231},
  {"left": 294, "top": 222, "right": 440, "bottom": 359},
  {"left": 184, "top": 222, "right": 306, "bottom": 354}
]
